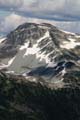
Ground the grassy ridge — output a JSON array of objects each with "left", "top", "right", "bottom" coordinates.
[{"left": 0, "top": 73, "right": 80, "bottom": 120}]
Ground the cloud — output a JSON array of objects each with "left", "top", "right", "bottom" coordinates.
[
  {"left": 0, "top": 13, "right": 27, "bottom": 34},
  {"left": 0, "top": 0, "right": 23, "bottom": 10},
  {"left": 13, "top": 0, "right": 80, "bottom": 21},
  {"left": 27, "top": 0, "right": 80, "bottom": 21},
  {"left": 0, "top": 0, "right": 80, "bottom": 34},
  {"left": 34, "top": 0, "right": 80, "bottom": 15},
  {"left": 54, "top": 21, "right": 80, "bottom": 33},
  {"left": 0, "top": 0, "right": 80, "bottom": 21}
]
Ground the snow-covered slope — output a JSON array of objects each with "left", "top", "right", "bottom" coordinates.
[
  {"left": 0, "top": 37, "right": 5, "bottom": 44},
  {"left": 0, "top": 23, "right": 80, "bottom": 83}
]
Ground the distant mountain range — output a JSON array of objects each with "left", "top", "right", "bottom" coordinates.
[{"left": 0, "top": 22, "right": 80, "bottom": 86}]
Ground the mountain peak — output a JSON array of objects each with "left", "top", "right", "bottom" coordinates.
[{"left": 0, "top": 22, "right": 80, "bottom": 84}]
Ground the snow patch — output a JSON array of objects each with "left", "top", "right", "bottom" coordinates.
[
  {"left": 62, "top": 68, "right": 66, "bottom": 76},
  {"left": 24, "top": 44, "right": 40, "bottom": 56},
  {"left": 37, "top": 31, "right": 49, "bottom": 43},
  {"left": 19, "top": 42, "right": 29, "bottom": 50},
  {"left": 0, "top": 37, "right": 6, "bottom": 44},
  {"left": 0, "top": 56, "right": 16, "bottom": 70},
  {"left": 36, "top": 51, "right": 50, "bottom": 63},
  {"left": 75, "top": 35, "right": 80, "bottom": 38},
  {"left": 60, "top": 37, "right": 80, "bottom": 49},
  {"left": 22, "top": 31, "right": 51, "bottom": 63},
  {"left": 61, "top": 29, "right": 76, "bottom": 35},
  {"left": 5, "top": 71, "right": 15, "bottom": 74},
  {"left": 8, "top": 56, "right": 16, "bottom": 66}
]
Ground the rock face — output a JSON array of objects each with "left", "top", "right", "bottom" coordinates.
[{"left": 0, "top": 22, "right": 80, "bottom": 84}]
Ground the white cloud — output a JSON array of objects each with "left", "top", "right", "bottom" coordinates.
[
  {"left": 16, "top": 0, "right": 80, "bottom": 21},
  {"left": 0, "top": 13, "right": 27, "bottom": 33},
  {"left": 0, "top": 0, "right": 80, "bottom": 21},
  {"left": 0, "top": 0, "right": 80, "bottom": 35},
  {"left": 31, "top": 0, "right": 80, "bottom": 14},
  {"left": 0, "top": 0, "right": 23, "bottom": 9},
  {"left": 54, "top": 22, "right": 80, "bottom": 33}
]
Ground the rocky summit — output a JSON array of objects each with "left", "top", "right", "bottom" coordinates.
[
  {"left": 0, "top": 22, "right": 80, "bottom": 86},
  {"left": 0, "top": 22, "right": 80, "bottom": 120}
]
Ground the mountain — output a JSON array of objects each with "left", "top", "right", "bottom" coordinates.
[
  {"left": 0, "top": 23, "right": 80, "bottom": 120},
  {"left": 0, "top": 22, "right": 80, "bottom": 85}
]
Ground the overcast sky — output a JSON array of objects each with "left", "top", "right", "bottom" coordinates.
[{"left": 0, "top": 0, "right": 80, "bottom": 35}]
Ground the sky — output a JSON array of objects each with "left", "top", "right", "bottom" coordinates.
[{"left": 0, "top": 0, "right": 80, "bottom": 35}]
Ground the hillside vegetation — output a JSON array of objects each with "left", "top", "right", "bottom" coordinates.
[{"left": 0, "top": 73, "right": 80, "bottom": 120}]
